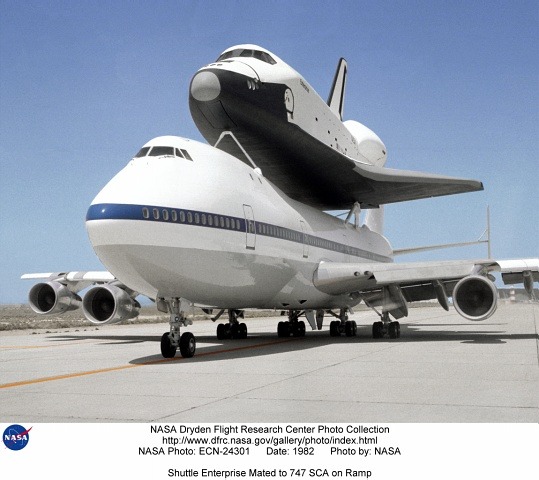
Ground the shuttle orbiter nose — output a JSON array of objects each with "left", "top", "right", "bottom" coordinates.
[{"left": 190, "top": 71, "right": 221, "bottom": 102}]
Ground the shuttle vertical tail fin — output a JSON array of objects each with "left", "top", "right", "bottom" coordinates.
[
  {"left": 365, "top": 207, "right": 384, "bottom": 236},
  {"left": 327, "top": 58, "right": 347, "bottom": 120}
]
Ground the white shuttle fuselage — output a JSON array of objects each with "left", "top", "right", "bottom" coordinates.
[
  {"left": 189, "top": 45, "right": 482, "bottom": 210},
  {"left": 87, "top": 136, "right": 392, "bottom": 311},
  {"left": 191, "top": 45, "right": 387, "bottom": 166}
]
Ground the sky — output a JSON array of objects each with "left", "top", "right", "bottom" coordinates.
[{"left": 0, "top": 0, "right": 537, "bottom": 304}]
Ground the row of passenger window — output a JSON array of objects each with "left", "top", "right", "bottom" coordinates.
[
  {"left": 258, "top": 221, "right": 372, "bottom": 257},
  {"left": 134, "top": 146, "right": 193, "bottom": 160},
  {"left": 307, "top": 235, "right": 384, "bottom": 260},
  {"left": 258, "top": 222, "right": 367, "bottom": 257},
  {"left": 142, "top": 207, "right": 242, "bottom": 231},
  {"left": 257, "top": 222, "right": 303, "bottom": 243},
  {"left": 140, "top": 206, "right": 385, "bottom": 261},
  {"left": 257, "top": 221, "right": 341, "bottom": 251}
]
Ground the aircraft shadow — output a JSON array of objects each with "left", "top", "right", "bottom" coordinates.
[
  {"left": 46, "top": 322, "right": 538, "bottom": 365},
  {"left": 48, "top": 334, "right": 161, "bottom": 345}
]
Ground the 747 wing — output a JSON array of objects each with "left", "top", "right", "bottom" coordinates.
[{"left": 314, "top": 258, "right": 538, "bottom": 323}]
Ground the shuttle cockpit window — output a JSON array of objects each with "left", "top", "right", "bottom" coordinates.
[
  {"left": 251, "top": 50, "right": 276, "bottom": 64},
  {"left": 217, "top": 49, "right": 276, "bottom": 65}
]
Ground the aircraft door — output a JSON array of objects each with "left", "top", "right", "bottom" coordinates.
[
  {"left": 343, "top": 233, "right": 349, "bottom": 262},
  {"left": 300, "top": 220, "right": 309, "bottom": 258},
  {"left": 243, "top": 204, "right": 256, "bottom": 250}
]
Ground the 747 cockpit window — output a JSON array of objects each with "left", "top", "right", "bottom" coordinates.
[
  {"left": 217, "top": 49, "right": 276, "bottom": 65},
  {"left": 134, "top": 146, "right": 194, "bottom": 160},
  {"left": 148, "top": 146, "right": 174, "bottom": 157},
  {"left": 134, "top": 146, "right": 151, "bottom": 158}
]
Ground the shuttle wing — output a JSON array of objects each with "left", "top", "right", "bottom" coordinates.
[
  {"left": 212, "top": 127, "right": 483, "bottom": 209},
  {"left": 349, "top": 161, "right": 483, "bottom": 208}
]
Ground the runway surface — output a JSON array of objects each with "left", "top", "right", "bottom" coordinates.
[{"left": 1, "top": 303, "right": 538, "bottom": 423}]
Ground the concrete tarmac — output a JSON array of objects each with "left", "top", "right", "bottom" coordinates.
[{"left": 1, "top": 303, "right": 538, "bottom": 423}]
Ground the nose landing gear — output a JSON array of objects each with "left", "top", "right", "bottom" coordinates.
[{"left": 160, "top": 298, "right": 196, "bottom": 358}]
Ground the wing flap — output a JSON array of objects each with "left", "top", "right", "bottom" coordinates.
[{"left": 498, "top": 259, "right": 539, "bottom": 295}]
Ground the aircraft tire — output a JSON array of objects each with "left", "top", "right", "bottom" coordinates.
[
  {"left": 230, "top": 323, "right": 240, "bottom": 339},
  {"left": 292, "top": 321, "right": 306, "bottom": 337},
  {"left": 278, "top": 321, "right": 291, "bottom": 337},
  {"left": 160, "top": 332, "right": 177, "bottom": 358},
  {"left": 329, "top": 321, "right": 341, "bottom": 337},
  {"left": 345, "top": 321, "right": 357, "bottom": 337},
  {"left": 238, "top": 322, "right": 248, "bottom": 339},
  {"left": 179, "top": 332, "right": 196, "bottom": 358},
  {"left": 372, "top": 321, "right": 383, "bottom": 339},
  {"left": 388, "top": 322, "right": 399, "bottom": 339},
  {"left": 217, "top": 323, "right": 227, "bottom": 340}
]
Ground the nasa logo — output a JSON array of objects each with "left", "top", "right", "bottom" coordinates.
[{"left": 3, "top": 424, "right": 32, "bottom": 451}]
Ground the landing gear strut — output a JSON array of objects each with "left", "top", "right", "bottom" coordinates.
[
  {"left": 216, "top": 310, "right": 248, "bottom": 340},
  {"left": 329, "top": 308, "right": 357, "bottom": 337},
  {"left": 278, "top": 310, "right": 306, "bottom": 337},
  {"left": 372, "top": 312, "right": 400, "bottom": 339},
  {"left": 160, "top": 298, "right": 196, "bottom": 358}
]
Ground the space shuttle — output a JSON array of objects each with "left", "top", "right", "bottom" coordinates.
[{"left": 189, "top": 44, "right": 482, "bottom": 211}]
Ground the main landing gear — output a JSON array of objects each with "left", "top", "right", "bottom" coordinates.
[
  {"left": 329, "top": 308, "right": 357, "bottom": 337},
  {"left": 160, "top": 298, "right": 196, "bottom": 359},
  {"left": 216, "top": 309, "right": 248, "bottom": 340},
  {"left": 278, "top": 310, "right": 306, "bottom": 337},
  {"left": 372, "top": 312, "right": 401, "bottom": 339}
]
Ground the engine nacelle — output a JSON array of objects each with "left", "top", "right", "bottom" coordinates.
[
  {"left": 82, "top": 285, "right": 140, "bottom": 325},
  {"left": 344, "top": 120, "right": 387, "bottom": 166},
  {"left": 453, "top": 275, "right": 498, "bottom": 321},
  {"left": 28, "top": 281, "right": 81, "bottom": 315}
]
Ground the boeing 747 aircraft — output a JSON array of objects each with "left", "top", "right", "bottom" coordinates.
[{"left": 23, "top": 46, "right": 538, "bottom": 358}]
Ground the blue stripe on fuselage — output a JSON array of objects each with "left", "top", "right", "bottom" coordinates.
[{"left": 86, "top": 203, "right": 391, "bottom": 263}]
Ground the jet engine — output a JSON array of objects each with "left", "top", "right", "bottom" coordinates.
[
  {"left": 28, "top": 281, "right": 81, "bottom": 315},
  {"left": 452, "top": 275, "right": 498, "bottom": 321},
  {"left": 82, "top": 285, "right": 140, "bottom": 325}
]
